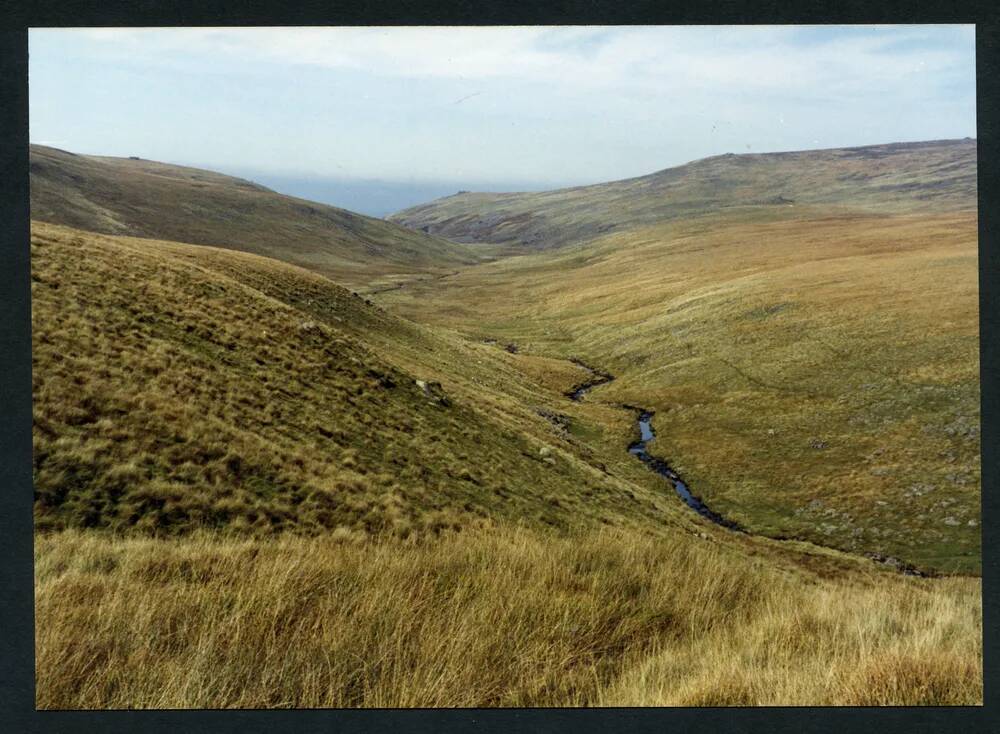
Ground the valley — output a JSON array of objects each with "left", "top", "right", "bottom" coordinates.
[
  {"left": 376, "top": 142, "right": 981, "bottom": 574},
  {"left": 29, "top": 139, "right": 983, "bottom": 707}
]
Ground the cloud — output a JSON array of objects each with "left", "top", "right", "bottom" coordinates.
[
  {"left": 29, "top": 26, "right": 976, "bottom": 185},
  {"left": 60, "top": 25, "right": 973, "bottom": 100}
]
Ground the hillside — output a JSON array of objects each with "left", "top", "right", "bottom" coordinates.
[
  {"left": 30, "top": 187, "right": 982, "bottom": 707},
  {"left": 29, "top": 145, "right": 482, "bottom": 289},
  {"left": 32, "top": 221, "right": 729, "bottom": 539},
  {"left": 378, "top": 146, "right": 980, "bottom": 574},
  {"left": 389, "top": 139, "right": 977, "bottom": 249}
]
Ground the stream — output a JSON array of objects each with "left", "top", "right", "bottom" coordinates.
[
  {"left": 627, "top": 409, "right": 744, "bottom": 531},
  {"left": 559, "top": 357, "right": 930, "bottom": 574},
  {"left": 566, "top": 360, "right": 743, "bottom": 532}
]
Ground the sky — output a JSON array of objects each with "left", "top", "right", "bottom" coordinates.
[{"left": 29, "top": 26, "right": 977, "bottom": 216}]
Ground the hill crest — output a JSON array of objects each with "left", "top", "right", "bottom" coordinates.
[
  {"left": 29, "top": 144, "right": 481, "bottom": 288},
  {"left": 389, "top": 138, "right": 977, "bottom": 249}
]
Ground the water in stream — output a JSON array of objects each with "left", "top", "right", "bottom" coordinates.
[
  {"left": 627, "top": 410, "right": 744, "bottom": 532},
  {"left": 566, "top": 359, "right": 742, "bottom": 531}
]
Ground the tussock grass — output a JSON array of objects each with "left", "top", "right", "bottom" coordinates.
[
  {"left": 31, "top": 222, "right": 686, "bottom": 538},
  {"left": 35, "top": 526, "right": 982, "bottom": 708},
  {"left": 30, "top": 143, "right": 982, "bottom": 709}
]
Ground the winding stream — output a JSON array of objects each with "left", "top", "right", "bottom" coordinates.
[
  {"left": 627, "top": 409, "right": 744, "bottom": 531},
  {"left": 566, "top": 360, "right": 743, "bottom": 531},
  {"left": 564, "top": 358, "right": 615, "bottom": 400},
  {"left": 560, "top": 358, "right": 931, "bottom": 574}
]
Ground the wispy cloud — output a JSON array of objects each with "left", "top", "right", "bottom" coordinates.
[
  {"left": 30, "top": 26, "right": 976, "bottom": 188},
  {"left": 69, "top": 25, "right": 972, "bottom": 97}
]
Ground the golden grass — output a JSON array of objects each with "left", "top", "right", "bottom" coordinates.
[
  {"left": 35, "top": 526, "right": 982, "bottom": 708},
  {"left": 380, "top": 210, "right": 981, "bottom": 573},
  {"left": 390, "top": 139, "right": 976, "bottom": 248},
  {"left": 29, "top": 144, "right": 983, "bottom": 709},
  {"left": 30, "top": 222, "right": 702, "bottom": 538}
]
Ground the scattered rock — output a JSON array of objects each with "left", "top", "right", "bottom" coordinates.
[
  {"left": 904, "top": 483, "right": 935, "bottom": 498},
  {"left": 415, "top": 379, "right": 451, "bottom": 407},
  {"left": 942, "top": 415, "right": 979, "bottom": 439},
  {"left": 864, "top": 552, "right": 927, "bottom": 577},
  {"left": 809, "top": 438, "right": 828, "bottom": 450},
  {"left": 538, "top": 446, "right": 557, "bottom": 465}
]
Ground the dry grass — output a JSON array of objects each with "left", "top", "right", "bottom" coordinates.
[
  {"left": 35, "top": 526, "right": 982, "bottom": 708},
  {"left": 390, "top": 139, "right": 976, "bottom": 248},
  {"left": 29, "top": 143, "right": 982, "bottom": 709},
  {"left": 381, "top": 210, "right": 981, "bottom": 573},
  {"left": 31, "top": 222, "right": 698, "bottom": 538}
]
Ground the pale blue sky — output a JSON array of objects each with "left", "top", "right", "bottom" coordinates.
[{"left": 29, "top": 26, "right": 976, "bottom": 215}]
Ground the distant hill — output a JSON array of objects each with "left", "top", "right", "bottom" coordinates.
[
  {"left": 29, "top": 145, "right": 482, "bottom": 287},
  {"left": 389, "top": 139, "right": 977, "bottom": 249}
]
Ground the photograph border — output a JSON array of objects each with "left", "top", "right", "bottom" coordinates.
[{"left": 2, "top": 1, "right": 997, "bottom": 732}]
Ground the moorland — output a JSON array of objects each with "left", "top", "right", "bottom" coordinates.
[{"left": 30, "top": 139, "right": 982, "bottom": 706}]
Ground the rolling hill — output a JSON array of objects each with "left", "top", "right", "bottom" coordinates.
[
  {"left": 30, "top": 138, "right": 983, "bottom": 707},
  {"left": 29, "top": 145, "right": 483, "bottom": 289},
  {"left": 389, "top": 139, "right": 977, "bottom": 249},
  {"left": 379, "top": 141, "right": 981, "bottom": 574},
  {"left": 30, "top": 222, "right": 982, "bottom": 708}
]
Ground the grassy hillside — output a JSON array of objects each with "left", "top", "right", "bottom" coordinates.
[
  {"left": 33, "top": 222, "right": 710, "bottom": 538},
  {"left": 35, "top": 527, "right": 981, "bottom": 708},
  {"left": 389, "top": 139, "right": 976, "bottom": 249},
  {"left": 30, "top": 145, "right": 482, "bottom": 289},
  {"left": 379, "top": 207, "right": 980, "bottom": 574},
  {"left": 30, "top": 136, "right": 982, "bottom": 708}
]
